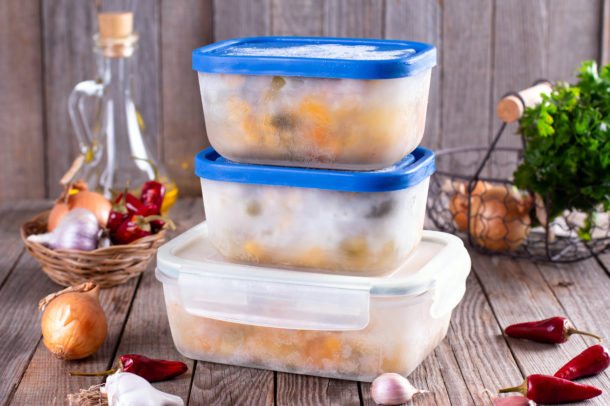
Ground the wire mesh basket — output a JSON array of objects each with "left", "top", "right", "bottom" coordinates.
[{"left": 427, "top": 82, "right": 610, "bottom": 262}]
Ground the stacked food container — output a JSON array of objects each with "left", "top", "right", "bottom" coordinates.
[{"left": 156, "top": 37, "right": 471, "bottom": 381}]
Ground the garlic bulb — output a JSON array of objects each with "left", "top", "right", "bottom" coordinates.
[
  {"left": 101, "top": 371, "right": 184, "bottom": 406},
  {"left": 29, "top": 208, "right": 100, "bottom": 251},
  {"left": 370, "top": 373, "right": 427, "bottom": 405}
]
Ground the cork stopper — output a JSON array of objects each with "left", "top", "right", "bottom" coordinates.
[{"left": 98, "top": 12, "right": 133, "bottom": 38}]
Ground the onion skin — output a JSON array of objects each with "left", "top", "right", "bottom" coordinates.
[
  {"left": 48, "top": 182, "right": 111, "bottom": 231},
  {"left": 41, "top": 284, "right": 107, "bottom": 360},
  {"left": 48, "top": 203, "right": 69, "bottom": 232},
  {"left": 468, "top": 187, "right": 532, "bottom": 252}
]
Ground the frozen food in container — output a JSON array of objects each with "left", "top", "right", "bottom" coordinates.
[
  {"left": 195, "top": 146, "right": 435, "bottom": 275},
  {"left": 192, "top": 37, "right": 436, "bottom": 170},
  {"left": 156, "top": 222, "right": 471, "bottom": 382}
]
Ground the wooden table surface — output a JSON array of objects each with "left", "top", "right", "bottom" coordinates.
[{"left": 1, "top": 198, "right": 609, "bottom": 406}]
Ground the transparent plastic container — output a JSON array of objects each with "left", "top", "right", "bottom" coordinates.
[
  {"left": 192, "top": 37, "right": 436, "bottom": 170},
  {"left": 195, "top": 147, "right": 435, "bottom": 275},
  {"left": 156, "top": 222, "right": 471, "bottom": 382}
]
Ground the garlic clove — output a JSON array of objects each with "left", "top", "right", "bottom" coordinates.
[
  {"left": 102, "top": 371, "right": 184, "bottom": 406},
  {"left": 370, "top": 373, "right": 427, "bottom": 405}
]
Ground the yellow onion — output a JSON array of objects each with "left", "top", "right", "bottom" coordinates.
[
  {"left": 449, "top": 181, "right": 491, "bottom": 231},
  {"left": 39, "top": 282, "right": 107, "bottom": 360},
  {"left": 468, "top": 186, "right": 533, "bottom": 252},
  {"left": 48, "top": 180, "right": 111, "bottom": 231}
]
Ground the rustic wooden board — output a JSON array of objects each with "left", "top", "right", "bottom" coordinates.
[
  {"left": 276, "top": 374, "right": 360, "bottom": 406},
  {"left": 442, "top": 274, "right": 522, "bottom": 405},
  {"left": 471, "top": 252, "right": 610, "bottom": 405},
  {"left": 441, "top": 0, "right": 492, "bottom": 150},
  {"left": 534, "top": 258, "right": 610, "bottom": 390},
  {"left": 547, "top": 0, "right": 602, "bottom": 81},
  {"left": 323, "top": 0, "right": 383, "bottom": 38},
  {"left": 0, "top": 254, "right": 61, "bottom": 404},
  {"left": 41, "top": 1, "right": 97, "bottom": 198},
  {"left": 111, "top": 199, "right": 202, "bottom": 403},
  {"left": 10, "top": 278, "right": 139, "bottom": 405},
  {"left": 132, "top": 1, "right": 162, "bottom": 158},
  {"left": 41, "top": 1, "right": 162, "bottom": 198},
  {"left": 213, "top": 0, "right": 271, "bottom": 41},
  {"left": 161, "top": 0, "right": 213, "bottom": 197},
  {"left": 384, "top": 0, "right": 442, "bottom": 151},
  {"left": 271, "top": 0, "right": 324, "bottom": 36},
  {"left": 492, "top": 0, "right": 548, "bottom": 149},
  {"left": 361, "top": 349, "right": 453, "bottom": 406},
  {"left": 190, "top": 363, "right": 274, "bottom": 406},
  {"left": 0, "top": 201, "right": 52, "bottom": 286},
  {"left": 603, "top": 0, "right": 610, "bottom": 65},
  {"left": 0, "top": 1, "right": 46, "bottom": 201}
]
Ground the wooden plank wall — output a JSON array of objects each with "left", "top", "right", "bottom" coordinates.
[{"left": 0, "top": 0, "right": 606, "bottom": 202}]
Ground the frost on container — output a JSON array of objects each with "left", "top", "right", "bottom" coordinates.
[
  {"left": 192, "top": 37, "right": 437, "bottom": 170},
  {"left": 156, "top": 223, "right": 471, "bottom": 382},
  {"left": 195, "top": 147, "right": 435, "bottom": 275}
]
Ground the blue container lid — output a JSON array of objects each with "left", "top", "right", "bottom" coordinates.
[
  {"left": 195, "top": 147, "right": 435, "bottom": 193},
  {"left": 192, "top": 37, "right": 436, "bottom": 79}
]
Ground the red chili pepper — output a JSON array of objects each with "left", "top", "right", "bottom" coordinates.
[
  {"left": 141, "top": 180, "right": 165, "bottom": 209},
  {"left": 504, "top": 317, "right": 602, "bottom": 344},
  {"left": 111, "top": 214, "right": 152, "bottom": 245},
  {"left": 554, "top": 345, "right": 610, "bottom": 381},
  {"left": 106, "top": 189, "right": 143, "bottom": 233},
  {"left": 115, "top": 192, "right": 143, "bottom": 214},
  {"left": 132, "top": 156, "right": 165, "bottom": 209},
  {"left": 499, "top": 374, "right": 602, "bottom": 404},
  {"left": 136, "top": 203, "right": 164, "bottom": 233},
  {"left": 70, "top": 354, "right": 188, "bottom": 382},
  {"left": 118, "top": 354, "right": 187, "bottom": 382}
]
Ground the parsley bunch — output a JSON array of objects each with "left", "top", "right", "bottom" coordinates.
[{"left": 514, "top": 61, "right": 610, "bottom": 237}]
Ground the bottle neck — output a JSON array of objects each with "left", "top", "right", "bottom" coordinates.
[{"left": 94, "top": 34, "right": 138, "bottom": 93}]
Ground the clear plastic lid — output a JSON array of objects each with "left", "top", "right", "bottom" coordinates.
[{"left": 156, "top": 222, "right": 470, "bottom": 331}]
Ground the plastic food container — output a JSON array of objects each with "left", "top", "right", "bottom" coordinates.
[
  {"left": 156, "top": 222, "right": 471, "bottom": 382},
  {"left": 195, "top": 146, "right": 435, "bottom": 275},
  {"left": 192, "top": 37, "right": 436, "bottom": 170}
]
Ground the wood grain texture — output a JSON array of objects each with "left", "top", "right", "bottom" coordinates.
[
  {"left": 471, "top": 252, "right": 610, "bottom": 405},
  {"left": 276, "top": 374, "right": 360, "bottom": 406},
  {"left": 190, "top": 363, "right": 274, "bottom": 406},
  {"left": 547, "top": 0, "right": 602, "bottom": 81},
  {"left": 323, "top": 0, "right": 384, "bottom": 38},
  {"left": 535, "top": 258, "right": 610, "bottom": 390},
  {"left": 0, "top": 201, "right": 52, "bottom": 288},
  {"left": 272, "top": 0, "right": 324, "bottom": 36},
  {"left": 603, "top": 0, "right": 610, "bottom": 65},
  {"left": 361, "top": 350, "right": 453, "bottom": 406},
  {"left": 441, "top": 0, "right": 493, "bottom": 150},
  {"left": 161, "top": 0, "right": 212, "bottom": 197},
  {"left": 0, "top": 0, "right": 45, "bottom": 202},
  {"left": 41, "top": 1, "right": 97, "bottom": 198},
  {"left": 10, "top": 278, "right": 139, "bottom": 405},
  {"left": 442, "top": 274, "right": 521, "bottom": 405},
  {"left": 0, "top": 254, "right": 61, "bottom": 405},
  {"left": 214, "top": 0, "right": 271, "bottom": 41},
  {"left": 41, "top": 1, "right": 161, "bottom": 198},
  {"left": 384, "top": 0, "right": 442, "bottom": 151},
  {"left": 492, "top": 0, "right": 547, "bottom": 148},
  {"left": 133, "top": 0, "right": 162, "bottom": 158},
  {"left": 112, "top": 199, "right": 202, "bottom": 403}
]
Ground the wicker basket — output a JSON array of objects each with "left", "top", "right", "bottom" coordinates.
[{"left": 21, "top": 210, "right": 166, "bottom": 288}]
